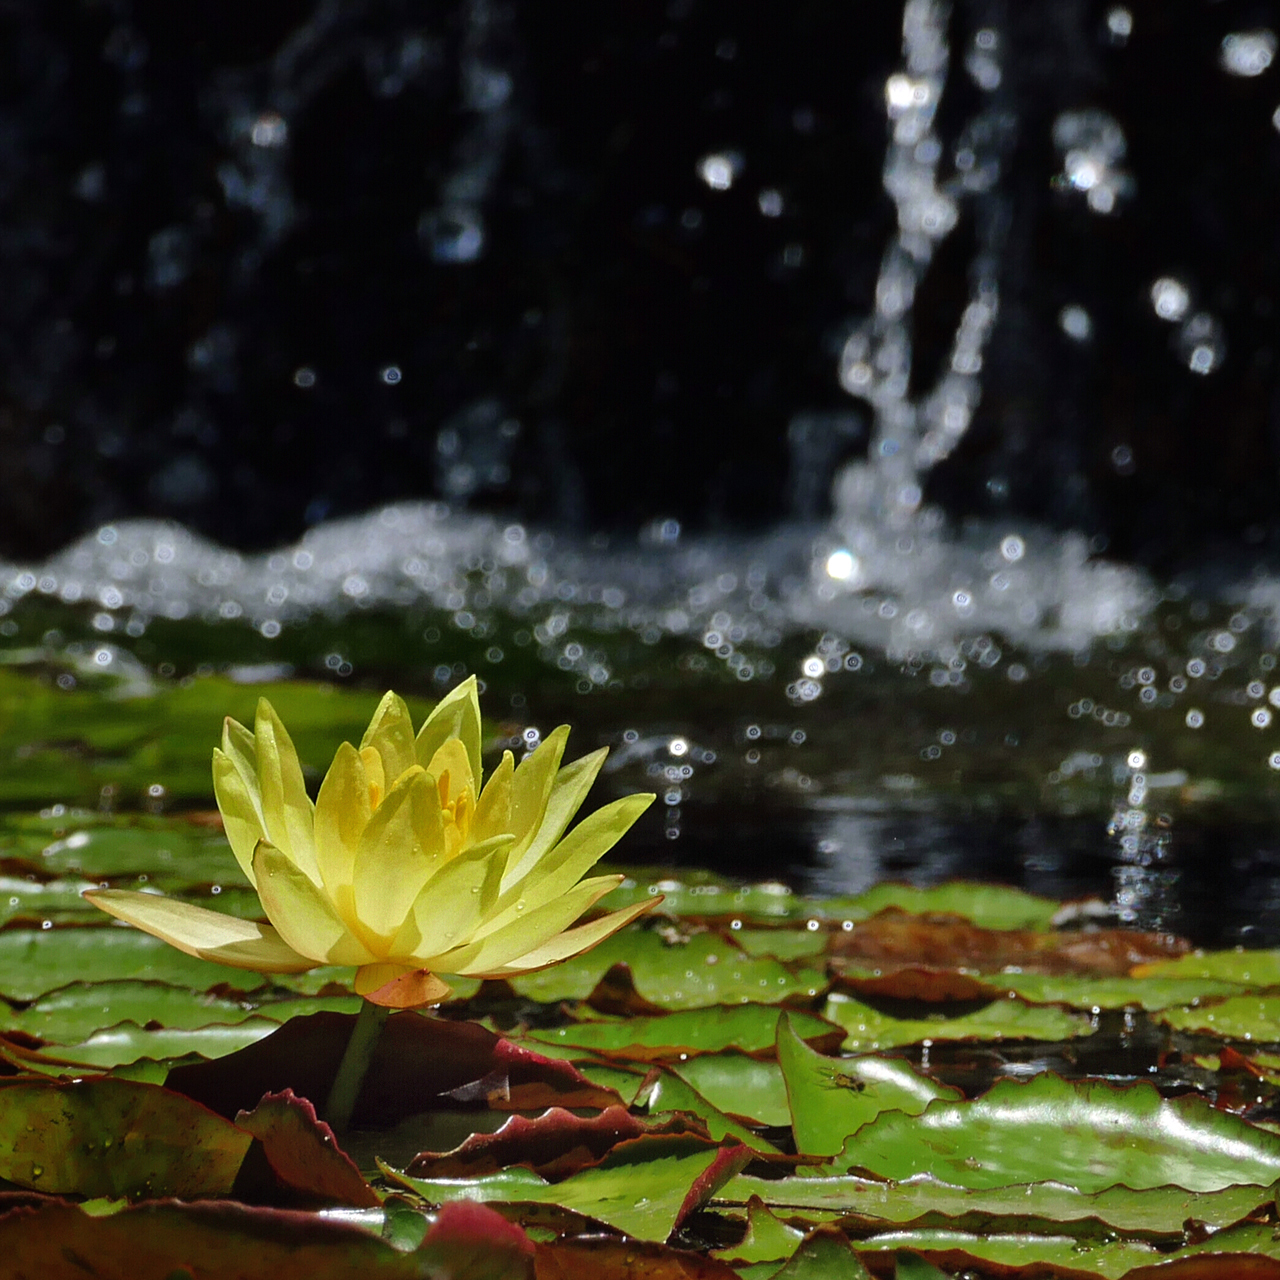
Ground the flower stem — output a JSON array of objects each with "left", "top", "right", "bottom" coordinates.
[{"left": 324, "top": 998, "right": 390, "bottom": 1133}]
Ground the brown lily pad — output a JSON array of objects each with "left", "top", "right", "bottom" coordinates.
[
  {"left": 235, "top": 1090, "right": 379, "bottom": 1208},
  {"left": 831, "top": 912, "right": 1189, "bottom": 976},
  {"left": 586, "top": 962, "right": 670, "bottom": 1017},
  {"left": 0, "top": 1198, "right": 431, "bottom": 1280},
  {"left": 167, "top": 1011, "right": 619, "bottom": 1127},
  {"left": 407, "top": 1104, "right": 709, "bottom": 1181}
]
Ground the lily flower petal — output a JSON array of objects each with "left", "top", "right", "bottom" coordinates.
[
  {"left": 503, "top": 726, "right": 570, "bottom": 885},
  {"left": 86, "top": 680, "right": 660, "bottom": 1009},
  {"left": 351, "top": 766, "right": 444, "bottom": 938},
  {"left": 356, "top": 965, "right": 452, "bottom": 1008},
  {"left": 484, "top": 793, "right": 654, "bottom": 932},
  {"left": 391, "top": 834, "right": 513, "bottom": 962},
  {"left": 254, "top": 698, "right": 320, "bottom": 883},
  {"left": 359, "top": 691, "right": 418, "bottom": 789},
  {"left": 471, "top": 749, "right": 513, "bottom": 843},
  {"left": 516, "top": 746, "right": 609, "bottom": 868},
  {"left": 313, "top": 741, "right": 370, "bottom": 906},
  {"left": 253, "top": 842, "right": 375, "bottom": 966},
  {"left": 82, "top": 889, "right": 314, "bottom": 972},
  {"left": 212, "top": 746, "right": 266, "bottom": 888},
  {"left": 414, "top": 676, "right": 483, "bottom": 792},
  {"left": 475, "top": 898, "right": 661, "bottom": 976},
  {"left": 437, "top": 873, "right": 623, "bottom": 976}
]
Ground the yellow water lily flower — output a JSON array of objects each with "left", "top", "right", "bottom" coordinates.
[{"left": 85, "top": 678, "right": 656, "bottom": 1007}]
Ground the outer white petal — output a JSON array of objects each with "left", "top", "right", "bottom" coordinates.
[{"left": 82, "top": 889, "right": 315, "bottom": 973}]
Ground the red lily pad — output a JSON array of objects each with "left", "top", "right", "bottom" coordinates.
[
  {"left": 0, "top": 1198, "right": 532, "bottom": 1280},
  {"left": 235, "top": 1090, "right": 379, "bottom": 1208},
  {"left": 0, "top": 1076, "right": 250, "bottom": 1198},
  {"left": 407, "top": 1104, "right": 710, "bottom": 1180},
  {"left": 166, "top": 1011, "right": 619, "bottom": 1126}
]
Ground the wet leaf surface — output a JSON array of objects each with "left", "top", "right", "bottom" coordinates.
[
  {"left": 235, "top": 1089, "right": 379, "bottom": 1208},
  {"left": 510, "top": 926, "right": 827, "bottom": 1009},
  {"left": 388, "top": 1140, "right": 753, "bottom": 1242},
  {"left": 1159, "top": 995, "right": 1280, "bottom": 1041},
  {"left": 0, "top": 1077, "right": 250, "bottom": 1197},
  {"left": 822, "top": 991, "right": 1093, "bottom": 1051},
  {"left": 776, "top": 1012, "right": 960, "bottom": 1157},
  {"left": 833, "top": 1073, "right": 1280, "bottom": 1190},
  {"left": 717, "top": 1173, "right": 1276, "bottom": 1234},
  {"left": 523, "top": 1006, "right": 842, "bottom": 1060},
  {"left": 672, "top": 1053, "right": 791, "bottom": 1127},
  {"left": 633, "top": 1067, "right": 783, "bottom": 1152},
  {"left": 0, "top": 1196, "right": 532, "bottom": 1280}
]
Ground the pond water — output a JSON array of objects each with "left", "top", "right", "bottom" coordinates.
[{"left": 5, "top": 502, "right": 1280, "bottom": 953}]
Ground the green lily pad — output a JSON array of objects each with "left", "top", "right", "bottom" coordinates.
[
  {"left": 992, "top": 971, "right": 1247, "bottom": 1011},
  {"left": 0, "top": 873, "right": 100, "bottom": 923},
  {"left": 634, "top": 1067, "right": 781, "bottom": 1153},
  {"left": 385, "top": 1141, "right": 751, "bottom": 1242},
  {"left": 832, "top": 1073, "right": 1280, "bottom": 1191},
  {"left": 848, "top": 1228, "right": 1160, "bottom": 1279},
  {"left": 846, "top": 881, "right": 1062, "bottom": 931},
  {"left": 9, "top": 980, "right": 361, "bottom": 1044},
  {"left": 776, "top": 1013, "right": 959, "bottom": 1157},
  {"left": 674, "top": 1053, "right": 791, "bottom": 1128},
  {"left": 53, "top": 1017, "right": 285, "bottom": 1068},
  {"left": 1136, "top": 948, "right": 1280, "bottom": 986},
  {"left": 712, "top": 1196, "right": 805, "bottom": 1265},
  {"left": 893, "top": 1255, "right": 950, "bottom": 1280},
  {"left": 22, "top": 822, "right": 238, "bottom": 884},
  {"left": 0, "top": 1077, "right": 250, "bottom": 1197},
  {"left": 1159, "top": 995, "right": 1280, "bottom": 1041},
  {"left": 732, "top": 929, "right": 829, "bottom": 961},
  {"left": 0, "top": 925, "right": 269, "bottom": 1000},
  {"left": 509, "top": 925, "right": 826, "bottom": 1009},
  {"left": 719, "top": 1173, "right": 1276, "bottom": 1234},
  {"left": 522, "top": 1006, "right": 839, "bottom": 1059},
  {"left": 822, "top": 992, "right": 1092, "bottom": 1051},
  {"left": 766, "top": 1226, "right": 872, "bottom": 1279}
]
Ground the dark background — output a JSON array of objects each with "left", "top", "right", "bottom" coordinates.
[{"left": 3, "top": 0, "right": 1279, "bottom": 567}]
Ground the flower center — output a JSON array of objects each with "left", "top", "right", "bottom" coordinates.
[{"left": 437, "top": 769, "right": 474, "bottom": 859}]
